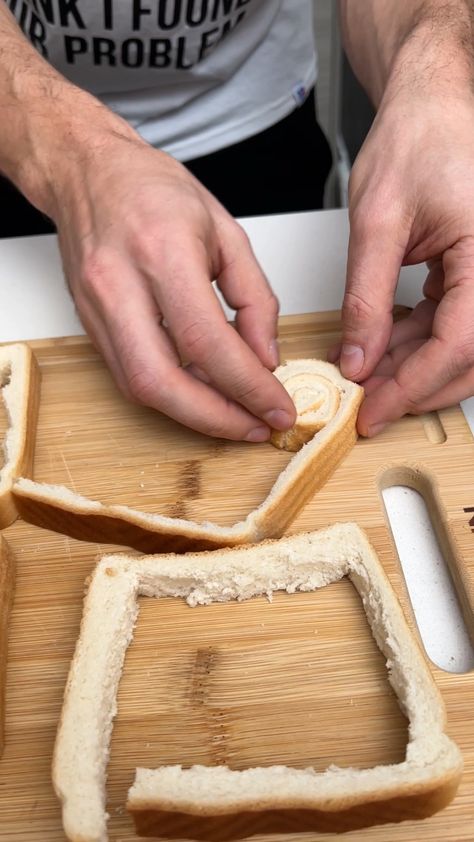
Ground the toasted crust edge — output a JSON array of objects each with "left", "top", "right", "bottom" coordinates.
[{"left": 129, "top": 777, "right": 462, "bottom": 839}]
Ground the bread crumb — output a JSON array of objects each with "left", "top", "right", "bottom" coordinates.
[{"left": 105, "top": 567, "right": 116, "bottom": 577}]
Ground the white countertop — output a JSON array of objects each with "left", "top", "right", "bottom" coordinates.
[
  {"left": 1, "top": 207, "right": 472, "bottom": 672},
  {"left": 0, "top": 208, "right": 428, "bottom": 340}
]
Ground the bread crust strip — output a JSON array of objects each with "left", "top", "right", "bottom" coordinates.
[
  {"left": 12, "top": 361, "right": 363, "bottom": 552},
  {"left": 0, "top": 343, "right": 41, "bottom": 529},
  {"left": 52, "top": 524, "right": 462, "bottom": 842}
]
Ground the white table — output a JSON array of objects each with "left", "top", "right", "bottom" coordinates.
[
  {"left": 1, "top": 208, "right": 472, "bottom": 672},
  {"left": 0, "top": 207, "right": 430, "bottom": 339}
]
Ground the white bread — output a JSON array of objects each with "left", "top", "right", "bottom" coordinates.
[
  {"left": 271, "top": 359, "right": 343, "bottom": 451},
  {"left": 0, "top": 343, "right": 40, "bottom": 528},
  {"left": 12, "top": 360, "right": 363, "bottom": 552},
  {"left": 0, "top": 534, "right": 15, "bottom": 757},
  {"left": 52, "top": 524, "right": 462, "bottom": 842}
]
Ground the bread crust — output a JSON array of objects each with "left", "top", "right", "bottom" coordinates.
[
  {"left": 13, "top": 361, "right": 363, "bottom": 552},
  {"left": 130, "top": 778, "right": 462, "bottom": 839},
  {"left": 12, "top": 489, "right": 244, "bottom": 554},
  {"left": 53, "top": 524, "right": 462, "bottom": 841},
  {"left": 0, "top": 343, "right": 41, "bottom": 529},
  {"left": 270, "top": 360, "right": 344, "bottom": 452}
]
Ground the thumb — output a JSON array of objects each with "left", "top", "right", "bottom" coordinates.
[{"left": 339, "top": 213, "right": 407, "bottom": 381}]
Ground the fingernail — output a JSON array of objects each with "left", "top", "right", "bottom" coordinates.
[
  {"left": 245, "top": 426, "right": 271, "bottom": 443},
  {"left": 263, "top": 408, "right": 294, "bottom": 430},
  {"left": 340, "top": 344, "right": 364, "bottom": 378},
  {"left": 269, "top": 339, "right": 280, "bottom": 369},
  {"left": 367, "top": 422, "right": 387, "bottom": 437}
]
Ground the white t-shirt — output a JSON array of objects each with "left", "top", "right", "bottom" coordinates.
[{"left": 8, "top": 0, "right": 317, "bottom": 160}]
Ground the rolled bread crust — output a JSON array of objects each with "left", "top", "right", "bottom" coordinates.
[{"left": 270, "top": 359, "right": 357, "bottom": 452}]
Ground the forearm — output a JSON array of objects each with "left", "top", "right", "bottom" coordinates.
[
  {"left": 0, "top": 5, "right": 138, "bottom": 218},
  {"left": 339, "top": 0, "right": 474, "bottom": 106}
]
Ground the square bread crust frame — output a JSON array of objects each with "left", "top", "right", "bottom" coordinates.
[{"left": 52, "top": 523, "right": 462, "bottom": 842}]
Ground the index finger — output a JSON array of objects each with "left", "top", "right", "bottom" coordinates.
[
  {"left": 96, "top": 262, "right": 286, "bottom": 442},
  {"left": 150, "top": 236, "right": 296, "bottom": 432},
  {"left": 215, "top": 220, "right": 281, "bottom": 370},
  {"left": 340, "top": 202, "right": 408, "bottom": 380}
]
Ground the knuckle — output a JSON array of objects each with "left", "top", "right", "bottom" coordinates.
[
  {"left": 179, "top": 319, "right": 215, "bottom": 364},
  {"left": 232, "top": 222, "right": 252, "bottom": 250},
  {"left": 225, "top": 221, "right": 261, "bottom": 267},
  {"left": 391, "top": 376, "right": 424, "bottom": 415},
  {"left": 403, "top": 394, "right": 425, "bottom": 415},
  {"left": 432, "top": 326, "right": 474, "bottom": 379},
  {"left": 444, "top": 235, "right": 474, "bottom": 279},
  {"left": 451, "top": 338, "right": 474, "bottom": 374},
  {"left": 350, "top": 208, "right": 386, "bottom": 243},
  {"left": 342, "top": 288, "right": 378, "bottom": 329},
  {"left": 350, "top": 187, "right": 405, "bottom": 243},
  {"left": 265, "top": 289, "right": 280, "bottom": 319},
  {"left": 126, "top": 367, "right": 162, "bottom": 406},
  {"left": 133, "top": 225, "right": 166, "bottom": 265},
  {"left": 80, "top": 249, "right": 117, "bottom": 302},
  {"left": 247, "top": 284, "right": 280, "bottom": 321},
  {"left": 231, "top": 376, "right": 261, "bottom": 404},
  {"left": 203, "top": 416, "right": 232, "bottom": 439}
]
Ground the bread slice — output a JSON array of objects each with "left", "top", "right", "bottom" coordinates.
[
  {"left": 52, "top": 524, "right": 462, "bottom": 842},
  {"left": 0, "top": 343, "right": 41, "bottom": 528},
  {"left": 0, "top": 534, "right": 15, "bottom": 757},
  {"left": 13, "top": 361, "right": 363, "bottom": 552}
]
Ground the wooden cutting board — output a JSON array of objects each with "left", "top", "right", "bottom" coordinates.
[{"left": 1, "top": 311, "right": 473, "bottom": 842}]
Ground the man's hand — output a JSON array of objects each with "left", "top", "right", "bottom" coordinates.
[
  {"left": 51, "top": 133, "right": 296, "bottom": 441},
  {"left": 336, "top": 1, "right": 474, "bottom": 435},
  {"left": 329, "top": 93, "right": 474, "bottom": 435},
  {"left": 0, "top": 5, "right": 295, "bottom": 442}
]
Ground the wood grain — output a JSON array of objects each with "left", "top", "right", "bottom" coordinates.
[
  {"left": 0, "top": 534, "right": 15, "bottom": 756},
  {"left": 1, "top": 310, "right": 474, "bottom": 841}
]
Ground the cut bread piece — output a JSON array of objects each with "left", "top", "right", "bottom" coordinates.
[
  {"left": 0, "top": 343, "right": 40, "bottom": 528},
  {"left": 13, "top": 361, "right": 363, "bottom": 552},
  {"left": 0, "top": 534, "right": 15, "bottom": 757},
  {"left": 52, "top": 524, "right": 462, "bottom": 842}
]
